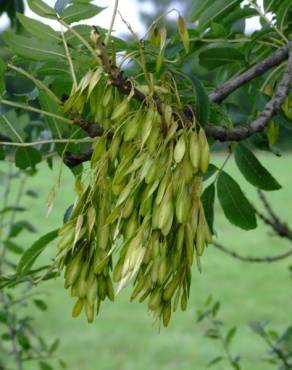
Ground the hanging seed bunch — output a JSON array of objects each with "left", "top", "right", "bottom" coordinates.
[{"left": 57, "top": 26, "right": 212, "bottom": 327}]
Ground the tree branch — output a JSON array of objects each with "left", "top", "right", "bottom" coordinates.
[
  {"left": 205, "top": 43, "right": 292, "bottom": 141},
  {"left": 64, "top": 150, "right": 93, "bottom": 168},
  {"left": 208, "top": 41, "right": 292, "bottom": 103},
  {"left": 255, "top": 190, "right": 292, "bottom": 241},
  {"left": 214, "top": 190, "right": 292, "bottom": 264},
  {"left": 213, "top": 242, "right": 292, "bottom": 263},
  {"left": 63, "top": 40, "right": 292, "bottom": 167}
]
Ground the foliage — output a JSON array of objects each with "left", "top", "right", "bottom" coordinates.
[
  {"left": 0, "top": 0, "right": 291, "bottom": 368},
  {"left": 0, "top": 167, "right": 64, "bottom": 370},
  {"left": 0, "top": 0, "right": 24, "bottom": 30},
  {"left": 197, "top": 297, "right": 292, "bottom": 370}
]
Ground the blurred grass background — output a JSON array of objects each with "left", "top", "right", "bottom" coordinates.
[{"left": 2, "top": 152, "right": 291, "bottom": 370}]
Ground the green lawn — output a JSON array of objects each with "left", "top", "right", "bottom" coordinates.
[{"left": 2, "top": 152, "right": 292, "bottom": 370}]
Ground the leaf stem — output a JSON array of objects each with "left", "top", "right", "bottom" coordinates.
[
  {"left": 247, "top": 0, "right": 288, "bottom": 44},
  {"left": 0, "top": 137, "right": 94, "bottom": 147},
  {"left": 1, "top": 114, "right": 24, "bottom": 143},
  {"left": 60, "top": 23, "right": 78, "bottom": 93},
  {"left": 105, "top": 0, "right": 119, "bottom": 46},
  {"left": 58, "top": 19, "right": 98, "bottom": 61},
  {"left": 0, "top": 99, "right": 73, "bottom": 125},
  {"left": 7, "top": 63, "right": 60, "bottom": 104}
]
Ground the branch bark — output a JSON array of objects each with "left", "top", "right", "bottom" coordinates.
[
  {"left": 64, "top": 150, "right": 93, "bottom": 168},
  {"left": 65, "top": 40, "right": 292, "bottom": 167},
  {"left": 208, "top": 41, "right": 292, "bottom": 103},
  {"left": 214, "top": 190, "right": 292, "bottom": 264},
  {"left": 205, "top": 43, "right": 292, "bottom": 141},
  {"left": 213, "top": 242, "right": 292, "bottom": 263},
  {"left": 255, "top": 190, "right": 292, "bottom": 241}
]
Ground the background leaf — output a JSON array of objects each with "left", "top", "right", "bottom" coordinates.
[
  {"left": 234, "top": 143, "right": 281, "bottom": 191},
  {"left": 17, "top": 229, "right": 59, "bottom": 275},
  {"left": 201, "top": 182, "right": 215, "bottom": 233},
  {"left": 217, "top": 171, "right": 257, "bottom": 230},
  {"left": 15, "top": 147, "right": 42, "bottom": 170},
  {"left": 60, "top": 3, "right": 105, "bottom": 24},
  {"left": 0, "top": 57, "right": 6, "bottom": 95},
  {"left": 199, "top": 47, "right": 244, "bottom": 69},
  {"left": 33, "top": 299, "right": 48, "bottom": 311},
  {"left": 17, "top": 13, "right": 61, "bottom": 41},
  {"left": 190, "top": 76, "right": 210, "bottom": 125},
  {"left": 27, "top": 0, "right": 56, "bottom": 19},
  {"left": 55, "top": 0, "right": 70, "bottom": 14},
  {"left": 3, "top": 32, "right": 66, "bottom": 61}
]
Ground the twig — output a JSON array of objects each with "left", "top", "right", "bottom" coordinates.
[
  {"left": 63, "top": 150, "right": 93, "bottom": 168},
  {"left": 246, "top": 0, "right": 288, "bottom": 44},
  {"left": 205, "top": 43, "right": 292, "bottom": 141},
  {"left": 105, "top": 0, "right": 119, "bottom": 46},
  {"left": 255, "top": 190, "right": 292, "bottom": 241},
  {"left": 71, "top": 116, "right": 107, "bottom": 138},
  {"left": 1, "top": 114, "right": 24, "bottom": 143},
  {"left": 208, "top": 41, "right": 292, "bottom": 103},
  {"left": 7, "top": 64, "right": 60, "bottom": 104},
  {"left": 0, "top": 137, "right": 94, "bottom": 147},
  {"left": 260, "top": 329, "right": 291, "bottom": 368},
  {"left": 58, "top": 19, "right": 98, "bottom": 61},
  {"left": 60, "top": 24, "right": 78, "bottom": 93},
  {"left": 213, "top": 242, "right": 292, "bottom": 263},
  {"left": 0, "top": 99, "right": 73, "bottom": 125}
]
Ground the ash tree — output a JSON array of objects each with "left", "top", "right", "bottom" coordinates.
[{"left": 0, "top": 0, "right": 292, "bottom": 368}]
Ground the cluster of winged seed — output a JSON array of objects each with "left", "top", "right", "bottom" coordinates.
[{"left": 57, "top": 73, "right": 212, "bottom": 327}]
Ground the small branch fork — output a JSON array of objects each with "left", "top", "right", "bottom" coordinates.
[
  {"left": 213, "top": 190, "right": 292, "bottom": 264},
  {"left": 205, "top": 42, "right": 292, "bottom": 141},
  {"left": 255, "top": 190, "right": 292, "bottom": 241},
  {"left": 65, "top": 39, "right": 292, "bottom": 166},
  {"left": 82, "top": 37, "right": 292, "bottom": 143},
  {"left": 213, "top": 242, "right": 292, "bottom": 263},
  {"left": 208, "top": 41, "right": 292, "bottom": 103}
]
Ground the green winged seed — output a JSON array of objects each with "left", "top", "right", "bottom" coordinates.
[
  {"left": 109, "top": 135, "right": 121, "bottom": 161},
  {"left": 141, "top": 107, "right": 156, "bottom": 148},
  {"left": 148, "top": 288, "right": 162, "bottom": 310},
  {"left": 111, "top": 98, "right": 129, "bottom": 120},
  {"left": 189, "top": 131, "right": 200, "bottom": 171},
  {"left": 176, "top": 224, "right": 185, "bottom": 254},
  {"left": 185, "top": 223, "right": 194, "bottom": 266},
  {"left": 174, "top": 135, "right": 186, "bottom": 163},
  {"left": 86, "top": 277, "right": 98, "bottom": 306},
  {"left": 124, "top": 115, "right": 139, "bottom": 141},
  {"left": 198, "top": 128, "right": 210, "bottom": 174},
  {"left": 85, "top": 300, "right": 94, "bottom": 323},
  {"left": 161, "top": 208, "right": 173, "bottom": 236},
  {"left": 163, "top": 277, "right": 179, "bottom": 301},
  {"left": 72, "top": 298, "right": 84, "bottom": 318},
  {"left": 91, "top": 137, "right": 106, "bottom": 165},
  {"left": 155, "top": 172, "right": 170, "bottom": 205},
  {"left": 158, "top": 201, "right": 173, "bottom": 231},
  {"left": 162, "top": 302, "right": 172, "bottom": 327}
]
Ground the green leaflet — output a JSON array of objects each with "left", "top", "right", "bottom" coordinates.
[
  {"left": 17, "top": 13, "right": 61, "bottom": 41},
  {"left": 0, "top": 57, "right": 6, "bottom": 95},
  {"left": 60, "top": 3, "right": 105, "bottom": 24},
  {"left": 234, "top": 143, "right": 281, "bottom": 191},
  {"left": 17, "top": 229, "right": 59, "bottom": 275},
  {"left": 198, "top": 0, "right": 242, "bottom": 31},
  {"left": 3, "top": 32, "right": 66, "bottom": 61},
  {"left": 201, "top": 182, "right": 215, "bottom": 233},
  {"left": 15, "top": 147, "right": 42, "bottom": 170},
  {"left": 190, "top": 0, "right": 242, "bottom": 31},
  {"left": 199, "top": 47, "right": 244, "bottom": 69},
  {"left": 190, "top": 76, "right": 210, "bottom": 125},
  {"left": 27, "top": 0, "right": 56, "bottom": 19},
  {"left": 217, "top": 171, "right": 257, "bottom": 230}
]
